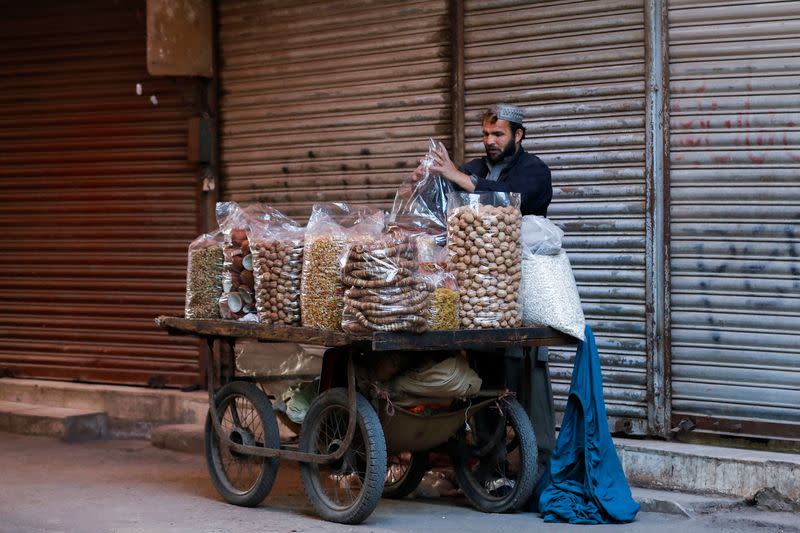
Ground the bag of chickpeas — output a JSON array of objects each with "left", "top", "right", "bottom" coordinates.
[
  {"left": 445, "top": 192, "right": 523, "bottom": 329},
  {"left": 300, "top": 203, "right": 385, "bottom": 330},
  {"left": 247, "top": 211, "right": 304, "bottom": 326}
]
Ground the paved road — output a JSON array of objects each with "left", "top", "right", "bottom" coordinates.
[{"left": 0, "top": 432, "right": 795, "bottom": 533}]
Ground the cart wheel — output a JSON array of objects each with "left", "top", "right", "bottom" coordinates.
[
  {"left": 383, "top": 451, "right": 429, "bottom": 499},
  {"left": 204, "top": 381, "right": 280, "bottom": 507},
  {"left": 449, "top": 398, "right": 537, "bottom": 513},
  {"left": 299, "top": 388, "right": 387, "bottom": 524}
]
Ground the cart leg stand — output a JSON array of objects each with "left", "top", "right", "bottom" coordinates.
[{"left": 507, "top": 348, "right": 555, "bottom": 467}]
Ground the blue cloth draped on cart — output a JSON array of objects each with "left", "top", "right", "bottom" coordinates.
[{"left": 534, "top": 324, "right": 639, "bottom": 524}]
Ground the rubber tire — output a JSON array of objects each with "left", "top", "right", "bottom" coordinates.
[
  {"left": 299, "top": 388, "right": 387, "bottom": 524},
  {"left": 450, "top": 398, "right": 537, "bottom": 513},
  {"left": 383, "top": 451, "right": 429, "bottom": 499},
  {"left": 204, "top": 381, "right": 281, "bottom": 507}
]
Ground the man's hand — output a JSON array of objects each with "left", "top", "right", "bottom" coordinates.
[{"left": 430, "top": 144, "right": 475, "bottom": 192}]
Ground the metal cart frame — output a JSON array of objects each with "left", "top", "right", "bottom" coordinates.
[{"left": 156, "top": 316, "right": 577, "bottom": 523}]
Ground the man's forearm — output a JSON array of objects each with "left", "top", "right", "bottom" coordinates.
[{"left": 443, "top": 168, "right": 476, "bottom": 192}]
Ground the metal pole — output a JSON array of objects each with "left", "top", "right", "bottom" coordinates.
[{"left": 645, "top": 0, "right": 672, "bottom": 438}]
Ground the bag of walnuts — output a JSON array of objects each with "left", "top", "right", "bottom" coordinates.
[
  {"left": 247, "top": 211, "right": 304, "bottom": 326},
  {"left": 446, "top": 192, "right": 523, "bottom": 329}
]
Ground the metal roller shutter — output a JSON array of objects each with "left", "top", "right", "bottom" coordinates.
[
  {"left": 668, "top": 0, "right": 800, "bottom": 439},
  {"left": 0, "top": 1, "right": 203, "bottom": 387},
  {"left": 217, "top": 0, "right": 452, "bottom": 219},
  {"left": 464, "top": 0, "right": 649, "bottom": 433}
]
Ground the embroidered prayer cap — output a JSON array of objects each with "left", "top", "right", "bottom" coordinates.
[{"left": 496, "top": 103, "right": 524, "bottom": 125}]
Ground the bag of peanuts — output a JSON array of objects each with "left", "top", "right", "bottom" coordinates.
[
  {"left": 446, "top": 192, "right": 523, "bottom": 329},
  {"left": 247, "top": 211, "right": 304, "bottom": 326},
  {"left": 519, "top": 215, "right": 586, "bottom": 341},
  {"left": 184, "top": 230, "right": 224, "bottom": 319},
  {"left": 388, "top": 138, "right": 454, "bottom": 240},
  {"left": 341, "top": 232, "right": 434, "bottom": 334},
  {"left": 300, "top": 203, "right": 385, "bottom": 330}
]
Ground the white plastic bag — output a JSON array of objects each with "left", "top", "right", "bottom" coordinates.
[
  {"left": 519, "top": 215, "right": 585, "bottom": 340},
  {"left": 521, "top": 215, "right": 564, "bottom": 258}
]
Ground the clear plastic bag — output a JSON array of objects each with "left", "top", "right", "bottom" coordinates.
[
  {"left": 446, "top": 192, "right": 523, "bottom": 329},
  {"left": 519, "top": 216, "right": 585, "bottom": 340},
  {"left": 184, "top": 230, "right": 224, "bottom": 319},
  {"left": 300, "top": 203, "right": 385, "bottom": 330},
  {"left": 216, "top": 201, "right": 254, "bottom": 320},
  {"left": 388, "top": 138, "right": 454, "bottom": 238},
  {"left": 521, "top": 215, "right": 564, "bottom": 258},
  {"left": 416, "top": 244, "right": 459, "bottom": 330},
  {"left": 216, "top": 202, "right": 283, "bottom": 320},
  {"left": 341, "top": 232, "right": 433, "bottom": 334},
  {"left": 247, "top": 211, "right": 304, "bottom": 326}
]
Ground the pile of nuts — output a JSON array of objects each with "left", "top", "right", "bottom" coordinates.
[
  {"left": 446, "top": 204, "right": 523, "bottom": 328},
  {"left": 300, "top": 235, "right": 348, "bottom": 329},
  {"left": 251, "top": 238, "right": 304, "bottom": 326},
  {"left": 219, "top": 228, "right": 256, "bottom": 319},
  {"left": 342, "top": 237, "right": 433, "bottom": 333}
]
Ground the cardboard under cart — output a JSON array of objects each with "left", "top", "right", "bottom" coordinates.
[{"left": 156, "top": 316, "right": 577, "bottom": 524}]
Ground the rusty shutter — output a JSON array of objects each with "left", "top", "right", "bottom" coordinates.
[
  {"left": 217, "top": 0, "right": 452, "bottom": 219},
  {"left": 464, "top": 0, "right": 649, "bottom": 433},
  {"left": 668, "top": 0, "right": 800, "bottom": 439},
  {"left": 0, "top": 0, "right": 203, "bottom": 387}
]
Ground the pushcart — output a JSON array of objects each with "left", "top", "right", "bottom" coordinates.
[{"left": 155, "top": 316, "right": 577, "bottom": 524}]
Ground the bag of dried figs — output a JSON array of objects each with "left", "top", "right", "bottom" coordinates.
[
  {"left": 388, "top": 138, "right": 455, "bottom": 240},
  {"left": 247, "top": 211, "right": 304, "bottom": 326},
  {"left": 184, "top": 230, "right": 224, "bottom": 319},
  {"left": 519, "top": 215, "right": 585, "bottom": 341},
  {"left": 300, "top": 202, "right": 385, "bottom": 330},
  {"left": 445, "top": 192, "right": 523, "bottom": 329},
  {"left": 341, "top": 231, "right": 433, "bottom": 334}
]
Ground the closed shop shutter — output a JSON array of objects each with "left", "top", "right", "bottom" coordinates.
[
  {"left": 0, "top": 1, "right": 203, "bottom": 387},
  {"left": 668, "top": 0, "right": 800, "bottom": 439},
  {"left": 463, "top": 0, "right": 649, "bottom": 433},
  {"left": 217, "top": 0, "right": 452, "bottom": 219}
]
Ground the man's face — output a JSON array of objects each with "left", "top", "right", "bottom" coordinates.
[{"left": 482, "top": 118, "right": 521, "bottom": 163}]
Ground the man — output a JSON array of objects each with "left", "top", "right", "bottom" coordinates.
[
  {"left": 425, "top": 103, "right": 552, "bottom": 217},
  {"left": 425, "top": 103, "right": 556, "bottom": 476}
]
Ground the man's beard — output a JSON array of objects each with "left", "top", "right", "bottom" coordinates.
[{"left": 485, "top": 140, "right": 518, "bottom": 164}]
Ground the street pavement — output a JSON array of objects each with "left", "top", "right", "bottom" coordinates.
[{"left": 0, "top": 432, "right": 796, "bottom": 533}]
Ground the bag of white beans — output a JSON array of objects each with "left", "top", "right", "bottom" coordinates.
[{"left": 519, "top": 215, "right": 585, "bottom": 341}]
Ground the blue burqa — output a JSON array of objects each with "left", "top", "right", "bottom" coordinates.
[{"left": 534, "top": 325, "right": 640, "bottom": 524}]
